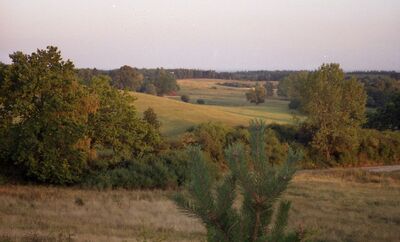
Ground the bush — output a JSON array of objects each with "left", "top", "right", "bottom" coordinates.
[
  {"left": 83, "top": 150, "right": 189, "bottom": 190},
  {"left": 181, "top": 94, "right": 190, "bottom": 103},
  {"left": 288, "top": 98, "right": 301, "bottom": 110},
  {"left": 182, "top": 122, "right": 233, "bottom": 165},
  {"left": 173, "top": 120, "right": 305, "bottom": 242},
  {"left": 357, "top": 129, "right": 400, "bottom": 165},
  {"left": 141, "top": 83, "right": 157, "bottom": 95},
  {"left": 267, "top": 123, "right": 299, "bottom": 143},
  {"left": 197, "top": 99, "right": 205, "bottom": 104}
]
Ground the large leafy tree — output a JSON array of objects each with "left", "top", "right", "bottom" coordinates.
[
  {"left": 300, "top": 64, "right": 367, "bottom": 163},
  {"left": 0, "top": 47, "right": 98, "bottom": 183},
  {"left": 277, "top": 72, "right": 309, "bottom": 111},
  {"left": 146, "top": 68, "right": 179, "bottom": 96},
  {"left": 110, "top": 65, "right": 144, "bottom": 91},
  {"left": 246, "top": 84, "right": 266, "bottom": 105},
  {"left": 87, "top": 75, "right": 161, "bottom": 165}
]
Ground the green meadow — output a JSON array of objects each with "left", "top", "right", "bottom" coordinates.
[{"left": 134, "top": 79, "right": 300, "bottom": 137}]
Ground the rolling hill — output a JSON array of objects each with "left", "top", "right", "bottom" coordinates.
[{"left": 133, "top": 89, "right": 297, "bottom": 138}]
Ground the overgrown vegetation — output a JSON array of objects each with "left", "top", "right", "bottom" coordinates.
[
  {"left": 0, "top": 47, "right": 160, "bottom": 184},
  {"left": 174, "top": 121, "right": 305, "bottom": 242},
  {"left": 0, "top": 47, "right": 399, "bottom": 188}
]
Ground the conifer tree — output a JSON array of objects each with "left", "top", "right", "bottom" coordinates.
[{"left": 174, "top": 120, "right": 304, "bottom": 242}]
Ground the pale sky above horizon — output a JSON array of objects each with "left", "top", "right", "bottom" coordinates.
[{"left": 1, "top": 0, "right": 399, "bottom": 71}]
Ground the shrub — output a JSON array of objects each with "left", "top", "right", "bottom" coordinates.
[
  {"left": 288, "top": 99, "right": 301, "bottom": 110},
  {"left": 173, "top": 120, "right": 305, "bottom": 242},
  {"left": 182, "top": 122, "right": 233, "bottom": 165},
  {"left": 357, "top": 129, "right": 400, "bottom": 165},
  {"left": 82, "top": 150, "right": 189, "bottom": 190},
  {"left": 142, "top": 83, "right": 157, "bottom": 95},
  {"left": 197, "top": 99, "right": 206, "bottom": 104},
  {"left": 181, "top": 94, "right": 190, "bottom": 103},
  {"left": 267, "top": 123, "right": 299, "bottom": 143}
]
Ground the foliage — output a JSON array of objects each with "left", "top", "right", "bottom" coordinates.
[
  {"left": 145, "top": 68, "right": 178, "bottom": 95},
  {"left": 0, "top": 46, "right": 97, "bottom": 184},
  {"left": 181, "top": 94, "right": 190, "bottom": 103},
  {"left": 170, "top": 69, "right": 301, "bottom": 81},
  {"left": 288, "top": 99, "right": 301, "bottom": 110},
  {"left": 87, "top": 75, "right": 161, "bottom": 165},
  {"left": 197, "top": 99, "right": 206, "bottom": 104},
  {"left": 357, "top": 129, "right": 400, "bottom": 165},
  {"left": 173, "top": 120, "right": 304, "bottom": 242},
  {"left": 183, "top": 123, "right": 289, "bottom": 167},
  {"left": 265, "top": 128, "right": 289, "bottom": 165},
  {"left": 217, "top": 82, "right": 254, "bottom": 88},
  {"left": 143, "top": 107, "right": 161, "bottom": 130},
  {"left": 246, "top": 84, "right": 266, "bottom": 105},
  {"left": 141, "top": 83, "right": 157, "bottom": 95},
  {"left": 109, "top": 65, "right": 144, "bottom": 91},
  {"left": 182, "top": 122, "right": 233, "bottom": 164},
  {"left": 300, "top": 64, "right": 367, "bottom": 163},
  {"left": 365, "top": 93, "right": 400, "bottom": 131},
  {"left": 83, "top": 150, "right": 189, "bottom": 189},
  {"left": 277, "top": 72, "right": 309, "bottom": 100},
  {"left": 265, "top": 82, "right": 274, "bottom": 97},
  {"left": 358, "top": 75, "right": 400, "bottom": 108}
]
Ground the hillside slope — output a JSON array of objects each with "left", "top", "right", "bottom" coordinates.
[{"left": 132, "top": 92, "right": 295, "bottom": 137}]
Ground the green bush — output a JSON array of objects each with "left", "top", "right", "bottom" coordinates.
[
  {"left": 83, "top": 150, "right": 189, "bottom": 190},
  {"left": 182, "top": 122, "right": 233, "bottom": 165},
  {"left": 357, "top": 129, "right": 400, "bottom": 165},
  {"left": 288, "top": 99, "right": 301, "bottom": 110}
]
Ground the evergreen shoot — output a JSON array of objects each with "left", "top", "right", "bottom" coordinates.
[{"left": 174, "top": 120, "right": 305, "bottom": 242}]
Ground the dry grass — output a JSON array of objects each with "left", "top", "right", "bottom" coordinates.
[
  {"left": 0, "top": 188, "right": 204, "bottom": 242},
  {"left": 1, "top": 170, "right": 399, "bottom": 241}
]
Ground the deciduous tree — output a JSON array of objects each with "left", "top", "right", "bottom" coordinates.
[
  {"left": 300, "top": 64, "right": 367, "bottom": 162},
  {"left": 0, "top": 46, "right": 98, "bottom": 183},
  {"left": 246, "top": 84, "right": 266, "bottom": 105}
]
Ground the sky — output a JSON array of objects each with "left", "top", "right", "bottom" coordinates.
[{"left": 1, "top": 0, "right": 399, "bottom": 71}]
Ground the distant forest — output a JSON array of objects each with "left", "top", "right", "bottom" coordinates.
[{"left": 77, "top": 67, "right": 400, "bottom": 82}]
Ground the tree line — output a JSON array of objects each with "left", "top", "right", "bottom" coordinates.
[{"left": 77, "top": 66, "right": 179, "bottom": 96}]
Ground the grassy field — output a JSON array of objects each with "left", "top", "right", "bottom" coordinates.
[
  {"left": 1, "top": 169, "right": 399, "bottom": 242},
  {"left": 134, "top": 79, "right": 298, "bottom": 137}
]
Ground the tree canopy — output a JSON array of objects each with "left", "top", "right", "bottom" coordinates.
[
  {"left": 300, "top": 64, "right": 367, "bottom": 162},
  {"left": 87, "top": 75, "right": 161, "bottom": 165},
  {"left": 0, "top": 46, "right": 97, "bottom": 183},
  {"left": 109, "top": 65, "right": 144, "bottom": 91},
  {"left": 0, "top": 47, "right": 162, "bottom": 183},
  {"left": 245, "top": 84, "right": 266, "bottom": 105},
  {"left": 366, "top": 93, "right": 400, "bottom": 131}
]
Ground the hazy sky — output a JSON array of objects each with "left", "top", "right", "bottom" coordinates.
[{"left": 1, "top": 0, "right": 399, "bottom": 70}]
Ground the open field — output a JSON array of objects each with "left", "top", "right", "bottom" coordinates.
[
  {"left": 134, "top": 79, "right": 298, "bottom": 137},
  {"left": 1, "top": 169, "right": 399, "bottom": 242}
]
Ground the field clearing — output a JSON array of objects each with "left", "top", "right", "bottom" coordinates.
[
  {"left": 134, "top": 79, "right": 299, "bottom": 137},
  {"left": 1, "top": 170, "right": 399, "bottom": 242}
]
